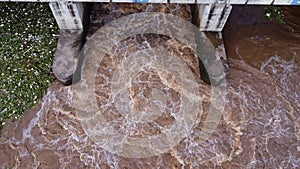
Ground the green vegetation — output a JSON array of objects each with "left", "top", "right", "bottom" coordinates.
[
  {"left": 0, "top": 3, "right": 59, "bottom": 133},
  {"left": 263, "top": 6, "right": 285, "bottom": 24}
]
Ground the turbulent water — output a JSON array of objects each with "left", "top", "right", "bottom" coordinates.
[
  {"left": 0, "top": 4, "right": 299, "bottom": 169},
  {"left": 222, "top": 6, "right": 300, "bottom": 168}
]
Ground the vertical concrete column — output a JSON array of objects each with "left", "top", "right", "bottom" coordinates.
[
  {"left": 49, "top": 1, "right": 84, "bottom": 30},
  {"left": 195, "top": 31, "right": 227, "bottom": 86},
  {"left": 194, "top": 1, "right": 230, "bottom": 85},
  {"left": 49, "top": 1, "right": 85, "bottom": 84},
  {"left": 198, "top": 2, "right": 232, "bottom": 31}
]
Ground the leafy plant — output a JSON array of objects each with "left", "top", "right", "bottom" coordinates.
[{"left": 263, "top": 6, "right": 285, "bottom": 24}]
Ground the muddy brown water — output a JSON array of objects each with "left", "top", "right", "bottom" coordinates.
[{"left": 0, "top": 4, "right": 299, "bottom": 168}]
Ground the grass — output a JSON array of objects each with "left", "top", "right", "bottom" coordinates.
[{"left": 0, "top": 2, "right": 59, "bottom": 133}]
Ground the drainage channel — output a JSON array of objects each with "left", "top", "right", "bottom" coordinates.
[{"left": 52, "top": 3, "right": 227, "bottom": 86}]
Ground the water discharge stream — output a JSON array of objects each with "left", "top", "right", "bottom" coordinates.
[{"left": 0, "top": 4, "right": 299, "bottom": 169}]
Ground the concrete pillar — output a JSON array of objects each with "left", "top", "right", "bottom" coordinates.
[
  {"left": 49, "top": 1, "right": 86, "bottom": 84},
  {"left": 192, "top": 2, "right": 229, "bottom": 85},
  {"left": 198, "top": 2, "right": 232, "bottom": 32},
  {"left": 49, "top": 1, "right": 84, "bottom": 30}
]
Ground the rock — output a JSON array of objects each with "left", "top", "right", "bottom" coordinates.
[{"left": 52, "top": 29, "right": 83, "bottom": 85}]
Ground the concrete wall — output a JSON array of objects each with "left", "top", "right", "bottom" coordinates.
[
  {"left": 1, "top": 0, "right": 300, "bottom": 5},
  {"left": 1, "top": 0, "right": 299, "bottom": 31}
]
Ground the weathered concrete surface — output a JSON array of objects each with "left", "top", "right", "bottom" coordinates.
[
  {"left": 196, "top": 32, "right": 227, "bottom": 86},
  {"left": 52, "top": 29, "right": 83, "bottom": 85}
]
